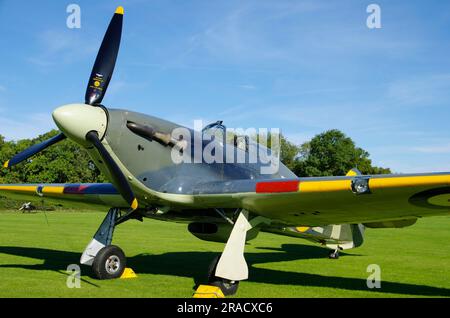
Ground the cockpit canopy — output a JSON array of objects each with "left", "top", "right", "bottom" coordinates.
[
  {"left": 202, "top": 120, "right": 249, "bottom": 151},
  {"left": 202, "top": 120, "right": 226, "bottom": 141}
]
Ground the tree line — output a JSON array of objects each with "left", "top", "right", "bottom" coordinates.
[{"left": 0, "top": 129, "right": 390, "bottom": 184}]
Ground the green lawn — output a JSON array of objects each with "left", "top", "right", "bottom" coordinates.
[{"left": 0, "top": 210, "right": 449, "bottom": 297}]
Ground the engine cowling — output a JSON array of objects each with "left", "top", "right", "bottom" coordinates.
[{"left": 188, "top": 222, "right": 260, "bottom": 243}]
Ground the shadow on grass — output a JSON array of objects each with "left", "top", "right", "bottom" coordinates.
[{"left": 0, "top": 244, "right": 449, "bottom": 297}]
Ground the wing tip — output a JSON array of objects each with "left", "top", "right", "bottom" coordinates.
[{"left": 115, "top": 6, "right": 124, "bottom": 15}]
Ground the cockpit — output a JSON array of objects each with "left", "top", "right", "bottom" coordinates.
[
  {"left": 202, "top": 120, "right": 249, "bottom": 152},
  {"left": 202, "top": 120, "right": 226, "bottom": 141}
]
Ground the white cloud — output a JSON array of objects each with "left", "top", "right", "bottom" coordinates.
[
  {"left": 164, "top": 0, "right": 420, "bottom": 73},
  {"left": 411, "top": 144, "right": 450, "bottom": 154},
  {"left": 27, "top": 29, "right": 97, "bottom": 68},
  {"left": 387, "top": 74, "right": 450, "bottom": 106},
  {"left": 377, "top": 159, "right": 450, "bottom": 174},
  {"left": 283, "top": 132, "right": 312, "bottom": 145},
  {"left": 239, "top": 84, "right": 256, "bottom": 90},
  {"left": 154, "top": 1, "right": 329, "bottom": 69},
  {"left": 105, "top": 80, "right": 127, "bottom": 97},
  {"left": 0, "top": 113, "right": 56, "bottom": 141}
]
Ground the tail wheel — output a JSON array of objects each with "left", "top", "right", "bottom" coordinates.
[
  {"left": 328, "top": 249, "right": 340, "bottom": 259},
  {"left": 207, "top": 255, "right": 239, "bottom": 296},
  {"left": 92, "top": 245, "right": 126, "bottom": 279}
]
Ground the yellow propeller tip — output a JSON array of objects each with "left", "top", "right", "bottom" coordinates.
[
  {"left": 131, "top": 198, "right": 138, "bottom": 210},
  {"left": 3, "top": 161, "right": 9, "bottom": 168},
  {"left": 115, "top": 6, "right": 124, "bottom": 15}
]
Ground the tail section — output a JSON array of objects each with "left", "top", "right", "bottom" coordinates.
[
  {"left": 323, "top": 224, "right": 365, "bottom": 250},
  {"left": 263, "top": 223, "right": 365, "bottom": 251}
]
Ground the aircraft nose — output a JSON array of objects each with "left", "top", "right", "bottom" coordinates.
[{"left": 52, "top": 104, "right": 107, "bottom": 146}]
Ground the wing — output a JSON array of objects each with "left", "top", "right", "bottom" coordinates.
[
  {"left": 0, "top": 183, "right": 128, "bottom": 210},
  {"left": 189, "top": 172, "right": 450, "bottom": 226}
]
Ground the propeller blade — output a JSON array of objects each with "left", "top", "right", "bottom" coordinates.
[
  {"left": 85, "top": 6, "right": 124, "bottom": 105},
  {"left": 3, "top": 133, "right": 66, "bottom": 168},
  {"left": 85, "top": 131, "right": 138, "bottom": 210}
]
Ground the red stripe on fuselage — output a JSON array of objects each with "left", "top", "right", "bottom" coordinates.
[
  {"left": 256, "top": 180, "right": 299, "bottom": 193},
  {"left": 64, "top": 185, "right": 89, "bottom": 194}
]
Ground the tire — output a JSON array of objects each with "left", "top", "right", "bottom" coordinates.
[
  {"left": 207, "top": 255, "right": 239, "bottom": 296},
  {"left": 328, "top": 250, "right": 339, "bottom": 259},
  {"left": 92, "top": 245, "right": 126, "bottom": 279}
]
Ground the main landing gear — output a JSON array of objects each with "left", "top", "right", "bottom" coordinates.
[
  {"left": 80, "top": 207, "right": 139, "bottom": 279},
  {"left": 81, "top": 207, "right": 268, "bottom": 298},
  {"left": 207, "top": 256, "right": 239, "bottom": 296},
  {"left": 92, "top": 245, "right": 126, "bottom": 279},
  {"left": 206, "top": 210, "right": 270, "bottom": 296}
]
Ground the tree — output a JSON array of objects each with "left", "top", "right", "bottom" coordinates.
[
  {"left": 256, "top": 132, "right": 300, "bottom": 172},
  {"left": 227, "top": 130, "right": 301, "bottom": 172},
  {"left": 0, "top": 135, "right": 4, "bottom": 183},
  {"left": 293, "top": 129, "right": 391, "bottom": 177}
]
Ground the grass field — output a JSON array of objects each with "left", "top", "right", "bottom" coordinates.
[{"left": 0, "top": 210, "right": 449, "bottom": 298}]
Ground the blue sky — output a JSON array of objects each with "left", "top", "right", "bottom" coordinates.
[{"left": 1, "top": 0, "right": 450, "bottom": 173}]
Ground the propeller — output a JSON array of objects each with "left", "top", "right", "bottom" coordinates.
[
  {"left": 3, "top": 133, "right": 66, "bottom": 168},
  {"left": 4, "top": 7, "right": 138, "bottom": 210},
  {"left": 3, "top": 6, "right": 124, "bottom": 169},
  {"left": 85, "top": 6, "right": 123, "bottom": 105},
  {"left": 86, "top": 131, "right": 138, "bottom": 210}
]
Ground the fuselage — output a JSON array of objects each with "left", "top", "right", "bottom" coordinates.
[{"left": 101, "top": 108, "right": 296, "bottom": 196}]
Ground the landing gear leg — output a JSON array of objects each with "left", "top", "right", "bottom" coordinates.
[
  {"left": 329, "top": 248, "right": 340, "bottom": 259},
  {"left": 208, "top": 255, "right": 239, "bottom": 296},
  {"left": 80, "top": 207, "right": 127, "bottom": 279},
  {"left": 211, "top": 210, "right": 269, "bottom": 296}
]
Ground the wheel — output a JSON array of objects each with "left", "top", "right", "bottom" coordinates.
[
  {"left": 328, "top": 250, "right": 339, "bottom": 259},
  {"left": 92, "top": 245, "right": 126, "bottom": 279},
  {"left": 207, "top": 255, "right": 239, "bottom": 296}
]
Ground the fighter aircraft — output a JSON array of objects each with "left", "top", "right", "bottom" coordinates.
[{"left": 1, "top": 6, "right": 450, "bottom": 296}]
